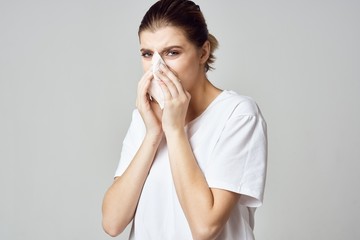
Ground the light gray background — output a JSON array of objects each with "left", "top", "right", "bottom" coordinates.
[{"left": 1, "top": 0, "right": 359, "bottom": 239}]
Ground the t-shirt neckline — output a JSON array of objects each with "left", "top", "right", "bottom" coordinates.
[{"left": 186, "top": 90, "right": 230, "bottom": 127}]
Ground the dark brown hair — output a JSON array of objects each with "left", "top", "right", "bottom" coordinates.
[{"left": 138, "top": 0, "right": 218, "bottom": 72}]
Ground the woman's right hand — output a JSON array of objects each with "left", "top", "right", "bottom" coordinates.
[
  {"left": 136, "top": 69, "right": 163, "bottom": 138},
  {"left": 103, "top": 71, "right": 164, "bottom": 236}
]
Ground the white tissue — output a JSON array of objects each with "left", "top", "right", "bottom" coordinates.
[{"left": 148, "top": 51, "right": 165, "bottom": 109}]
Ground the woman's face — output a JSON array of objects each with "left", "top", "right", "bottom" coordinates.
[{"left": 139, "top": 26, "right": 205, "bottom": 91}]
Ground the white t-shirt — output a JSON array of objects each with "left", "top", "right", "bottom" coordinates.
[{"left": 115, "top": 90, "right": 267, "bottom": 240}]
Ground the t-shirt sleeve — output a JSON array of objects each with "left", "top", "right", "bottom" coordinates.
[
  {"left": 205, "top": 102, "right": 267, "bottom": 207},
  {"left": 114, "top": 109, "right": 145, "bottom": 177}
]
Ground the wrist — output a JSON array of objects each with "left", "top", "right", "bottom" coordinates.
[
  {"left": 145, "top": 130, "right": 163, "bottom": 146},
  {"left": 164, "top": 127, "right": 187, "bottom": 140}
]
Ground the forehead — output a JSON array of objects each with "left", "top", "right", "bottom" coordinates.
[{"left": 139, "top": 26, "right": 192, "bottom": 51}]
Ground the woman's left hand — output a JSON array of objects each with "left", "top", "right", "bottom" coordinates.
[{"left": 155, "top": 64, "right": 191, "bottom": 134}]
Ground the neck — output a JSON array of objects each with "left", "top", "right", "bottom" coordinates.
[{"left": 186, "top": 78, "right": 222, "bottom": 123}]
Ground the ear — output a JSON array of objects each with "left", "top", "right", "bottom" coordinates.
[{"left": 199, "top": 40, "right": 211, "bottom": 64}]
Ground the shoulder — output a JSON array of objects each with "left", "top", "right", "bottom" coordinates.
[{"left": 219, "top": 90, "right": 263, "bottom": 118}]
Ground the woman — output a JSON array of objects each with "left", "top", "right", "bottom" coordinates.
[{"left": 102, "top": 0, "right": 267, "bottom": 239}]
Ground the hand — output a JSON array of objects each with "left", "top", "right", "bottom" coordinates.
[
  {"left": 155, "top": 64, "right": 191, "bottom": 134},
  {"left": 136, "top": 69, "right": 163, "bottom": 138}
]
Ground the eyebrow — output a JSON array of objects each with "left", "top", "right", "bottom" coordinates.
[{"left": 140, "top": 45, "right": 183, "bottom": 54}]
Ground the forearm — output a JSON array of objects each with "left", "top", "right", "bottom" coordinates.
[
  {"left": 166, "top": 130, "right": 223, "bottom": 239},
  {"left": 102, "top": 134, "right": 162, "bottom": 236}
]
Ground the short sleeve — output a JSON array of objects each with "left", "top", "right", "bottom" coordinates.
[
  {"left": 114, "top": 109, "right": 145, "bottom": 177},
  {"left": 205, "top": 102, "right": 267, "bottom": 207}
]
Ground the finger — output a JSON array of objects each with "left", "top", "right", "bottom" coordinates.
[
  {"left": 138, "top": 69, "right": 153, "bottom": 90},
  {"left": 139, "top": 70, "right": 154, "bottom": 95},
  {"left": 154, "top": 70, "right": 179, "bottom": 98},
  {"left": 137, "top": 70, "right": 154, "bottom": 107},
  {"left": 159, "top": 64, "right": 184, "bottom": 92},
  {"left": 157, "top": 79, "right": 172, "bottom": 100}
]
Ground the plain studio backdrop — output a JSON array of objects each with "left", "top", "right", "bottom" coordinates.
[{"left": 1, "top": 0, "right": 359, "bottom": 239}]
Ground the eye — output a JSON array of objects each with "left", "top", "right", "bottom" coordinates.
[
  {"left": 141, "top": 51, "right": 153, "bottom": 59},
  {"left": 166, "top": 50, "right": 179, "bottom": 57}
]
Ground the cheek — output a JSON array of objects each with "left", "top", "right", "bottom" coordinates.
[
  {"left": 142, "top": 59, "right": 152, "bottom": 72},
  {"left": 171, "top": 61, "right": 197, "bottom": 78},
  {"left": 167, "top": 63, "right": 198, "bottom": 90},
  {"left": 166, "top": 62, "right": 185, "bottom": 81},
  {"left": 166, "top": 59, "right": 190, "bottom": 77}
]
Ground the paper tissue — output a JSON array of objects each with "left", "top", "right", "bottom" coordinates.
[{"left": 148, "top": 51, "right": 165, "bottom": 109}]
